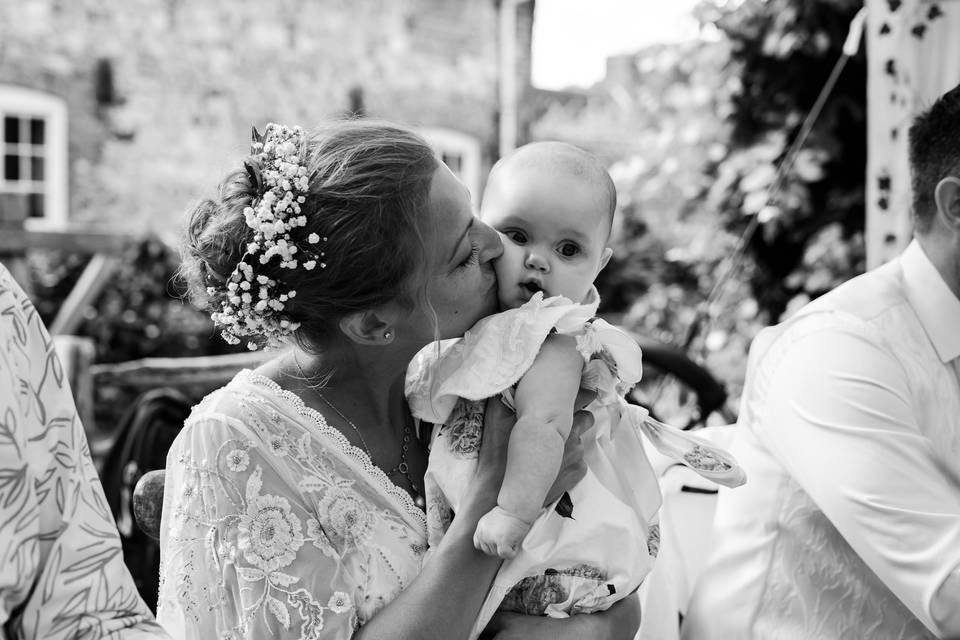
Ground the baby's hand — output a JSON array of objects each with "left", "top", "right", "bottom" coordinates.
[{"left": 473, "top": 506, "right": 533, "bottom": 559}]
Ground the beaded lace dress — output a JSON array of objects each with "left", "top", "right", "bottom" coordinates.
[{"left": 157, "top": 370, "right": 427, "bottom": 640}]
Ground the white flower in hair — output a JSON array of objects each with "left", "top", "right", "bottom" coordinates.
[{"left": 209, "top": 122, "right": 325, "bottom": 349}]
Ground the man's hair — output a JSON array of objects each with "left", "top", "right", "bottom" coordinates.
[
  {"left": 485, "top": 141, "right": 617, "bottom": 233},
  {"left": 908, "top": 83, "right": 960, "bottom": 233}
]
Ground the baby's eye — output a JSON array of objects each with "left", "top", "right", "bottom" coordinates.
[
  {"left": 505, "top": 230, "right": 528, "bottom": 245},
  {"left": 558, "top": 242, "right": 580, "bottom": 258}
]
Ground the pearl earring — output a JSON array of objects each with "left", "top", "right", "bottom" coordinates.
[{"left": 384, "top": 330, "right": 393, "bottom": 341}]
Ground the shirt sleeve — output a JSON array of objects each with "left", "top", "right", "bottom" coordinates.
[
  {"left": 755, "top": 324, "right": 960, "bottom": 637},
  {"left": 0, "top": 265, "right": 169, "bottom": 640},
  {"left": 158, "top": 415, "right": 360, "bottom": 640}
]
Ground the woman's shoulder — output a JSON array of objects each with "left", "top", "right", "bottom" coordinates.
[
  {"left": 178, "top": 368, "right": 308, "bottom": 448},
  {"left": 187, "top": 368, "right": 269, "bottom": 421}
]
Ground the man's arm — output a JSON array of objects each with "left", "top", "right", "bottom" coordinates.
[
  {"left": 758, "top": 326, "right": 960, "bottom": 637},
  {"left": 0, "top": 264, "right": 169, "bottom": 639}
]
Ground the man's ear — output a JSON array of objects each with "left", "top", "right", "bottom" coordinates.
[
  {"left": 934, "top": 176, "right": 960, "bottom": 231},
  {"left": 598, "top": 247, "right": 613, "bottom": 272},
  {"left": 338, "top": 305, "right": 401, "bottom": 345}
]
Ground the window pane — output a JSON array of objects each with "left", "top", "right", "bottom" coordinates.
[
  {"left": 4, "top": 154, "right": 19, "bottom": 180},
  {"left": 31, "top": 155, "right": 44, "bottom": 181},
  {"left": 442, "top": 152, "right": 462, "bottom": 173},
  {"left": 27, "top": 192, "right": 44, "bottom": 219},
  {"left": 4, "top": 117, "right": 19, "bottom": 144},
  {"left": 30, "top": 118, "right": 45, "bottom": 144}
]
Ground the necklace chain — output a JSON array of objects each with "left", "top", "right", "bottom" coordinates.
[{"left": 293, "top": 355, "right": 423, "bottom": 507}]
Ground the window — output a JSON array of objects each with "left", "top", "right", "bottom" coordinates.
[
  {"left": 418, "top": 127, "right": 483, "bottom": 203},
  {"left": 0, "top": 86, "right": 67, "bottom": 227}
]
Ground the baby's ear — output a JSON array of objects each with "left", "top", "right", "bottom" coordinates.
[{"left": 598, "top": 247, "right": 613, "bottom": 272}]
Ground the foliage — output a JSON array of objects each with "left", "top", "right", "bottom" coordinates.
[
  {"left": 29, "top": 239, "right": 244, "bottom": 363},
  {"left": 534, "top": 0, "right": 868, "bottom": 410},
  {"left": 696, "top": 0, "right": 868, "bottom": 321}
]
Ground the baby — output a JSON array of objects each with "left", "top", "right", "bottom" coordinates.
[{"left": 405, "top": 141, "right": 744, "bottom": 637}]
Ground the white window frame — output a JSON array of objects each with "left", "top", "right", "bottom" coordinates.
[
  {"left": 418, "top": 127, "right": 483, "bottom": 203},
  {"left": 0, "top": 85, "right": 68, "bottom": 228}
]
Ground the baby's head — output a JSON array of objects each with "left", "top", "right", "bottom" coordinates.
[{"left": 480, "top": 141, "right": 615, "bottom": 309}]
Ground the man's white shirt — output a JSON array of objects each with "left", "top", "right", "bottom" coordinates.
[{"left": 684, "top": 240, "right": 960, "bottom": 639}]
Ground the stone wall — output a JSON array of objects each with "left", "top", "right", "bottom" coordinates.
[{"left": 0, "top": 0, "right": 527, "bottom": 234}]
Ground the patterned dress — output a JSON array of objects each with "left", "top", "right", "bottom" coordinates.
[
  {"left": 157, "top": 370, "right": 427, "bottom": 640},
  {"left": 405, "top": 289, "right": 745, "bottom": 640},
  {"left": 0, "top": 263, "right": 168, "bottom": 639}
]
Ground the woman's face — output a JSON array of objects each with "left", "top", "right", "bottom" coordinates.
[{"left": 407, "top": 165, "right": 502, "bottom": 342}]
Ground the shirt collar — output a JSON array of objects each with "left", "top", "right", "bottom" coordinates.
[{"left": 901, "top": 239, "right": 960, "bottom": 363}]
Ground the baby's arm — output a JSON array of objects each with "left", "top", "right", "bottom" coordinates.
[{"left": 474, "top": 333, "right": 584, "bottom": 558}]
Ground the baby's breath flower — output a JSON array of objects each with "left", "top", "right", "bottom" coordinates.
[{"left": 207, "top": 123, "right": 320, "bottom": 349}]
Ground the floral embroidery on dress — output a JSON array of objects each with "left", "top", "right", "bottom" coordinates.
[
  {"left": 327, "top": 592, "right": 352, "bottom": 614},
  {"left": 158, "top": 371, "right": 427, "bottom": 640},
  {"left": 227, "top": 448, "right": 251, "bottom": 472},
  {"left": 237, "top": 467, "right": 305, "bottom": 574},
  {"left": 316, "top": 487, "right": 374, "bottom": 550},
  {"left": 287, "top": 589, "right": 327, "bottom": 640}
]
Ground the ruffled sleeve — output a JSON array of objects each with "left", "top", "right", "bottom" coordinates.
[
  {"left": 406, "top": 292, "right": 596, "bottom": 423},
  {"left": 158, "top": 414, "right": 359, "bottom": 640},
  {"left": 624, "top": 405, "right": 747, "bottom": 489}
]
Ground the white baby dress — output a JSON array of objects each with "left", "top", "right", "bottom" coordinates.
[{"left": 405, "top": 288, "right": 745, "bottom": 639}]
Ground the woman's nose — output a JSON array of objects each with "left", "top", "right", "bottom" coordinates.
[
  {"left": 476, "top": 220, "right": 503, "bottom": 262},
  {"left": 525, "top": 251, "right": 549, "bottom": 272}
]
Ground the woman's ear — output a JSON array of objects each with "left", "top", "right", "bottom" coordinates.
[
  {"left": 338, "top": 305, "right": 400, "bottom": 345},
  {"left": 934, "top": 176, "right": 960, "bottom": 231}
]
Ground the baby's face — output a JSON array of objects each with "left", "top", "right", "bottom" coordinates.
[{"left": 481, "top": 168, "right": 613, "bottom": 309}]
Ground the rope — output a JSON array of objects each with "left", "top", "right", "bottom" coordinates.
[
  {"left": 649, "top": 7, "right": 868, "bottom": 411},
  {"left": 683, "top": 7, "right": 867, "bottom": 357}
]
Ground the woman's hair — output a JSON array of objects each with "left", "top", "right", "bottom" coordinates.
[{"left": 181, "top": 119, "right": 439, "bottom": 351}]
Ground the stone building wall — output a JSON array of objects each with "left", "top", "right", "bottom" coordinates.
[{"left": 0, "top": 0, "right": 530, "bottom": 235}]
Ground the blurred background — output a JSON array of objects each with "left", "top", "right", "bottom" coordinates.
[{"left": 3, "top": 0, "right": 956, "bottom": 457}]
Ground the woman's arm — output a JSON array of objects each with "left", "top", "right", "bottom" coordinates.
[{"left": 355, "top": 398, "right": 512, "bottom": 639}]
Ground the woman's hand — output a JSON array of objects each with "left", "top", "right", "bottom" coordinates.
[{"left": 481, "top": 595, "right": 641, "bottom": 640}]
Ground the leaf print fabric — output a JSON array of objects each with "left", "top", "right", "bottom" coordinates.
[
  {"left": 157, "top": 370, "right": 426, "bottom": 640},
  {"left": 0, "top": 263, "right": 168, "bottom": 639}
]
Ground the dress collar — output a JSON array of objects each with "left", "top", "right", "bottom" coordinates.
[{"left": 901, "top": 239, "right": 960, "bottom": 363}]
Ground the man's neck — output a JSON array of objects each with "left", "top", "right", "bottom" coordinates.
[{"left": 916, "top": 233, "right": 960, "bottom": 300}]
